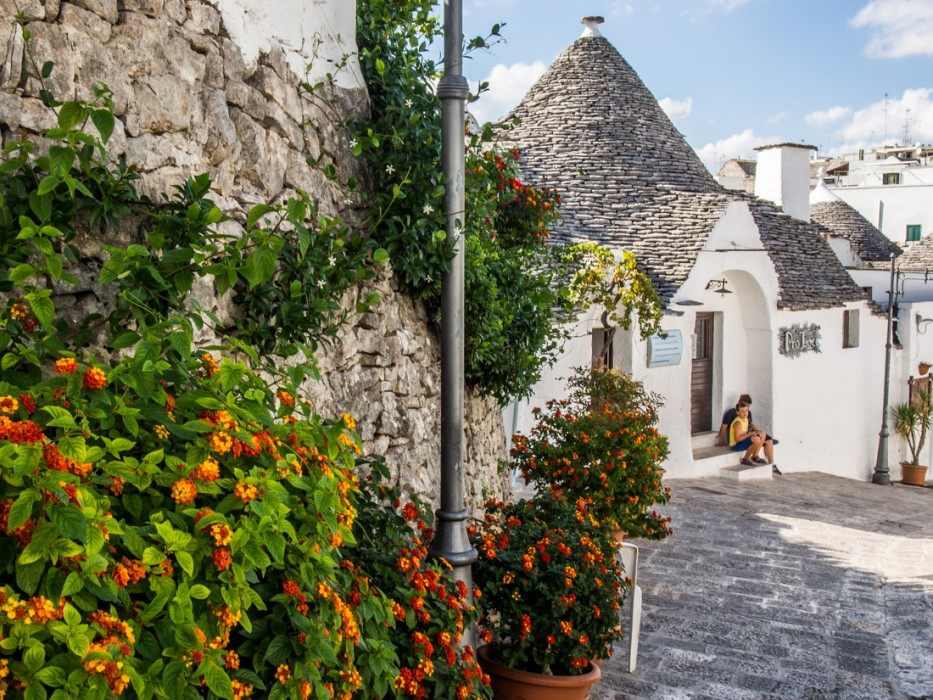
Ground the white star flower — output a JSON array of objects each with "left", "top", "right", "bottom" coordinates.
[
  {"left": 423, "top": 204, "right": 434, "bottom": 215},
  {"left": 405, "top": 98, "right": 414, "bottom": 108},
  {"left": 349, "top": 138, "right": 358, "bottom": 149},
  {"left": 386, "top": 164, "right": 395, "bottom": 175},
  {"left": 328, "top": 255, "right": 337, "bottom": 266},
  {"left": 316, "top": 278, "right": 326, "bottom": 288}
]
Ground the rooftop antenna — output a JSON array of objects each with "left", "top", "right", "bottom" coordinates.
[
  {"left": 883, "top": 92, "right": 889, "bottom": 145},
  {"left": 903, "top": 108, "right": 912, "bottom": 146}
]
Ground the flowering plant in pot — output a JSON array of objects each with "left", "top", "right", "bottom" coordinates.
[
  {"left": 511, "top": 367, "right": 673, "bottom": 540},
  {"left": 892, "top": 389, "right": 932, "bottom": 486},
  {"left": 349, "top": 460, "right": 492, "bottom": 699},
  {"left": 471, "top": 497, "right": 626, "bottom": 699}
]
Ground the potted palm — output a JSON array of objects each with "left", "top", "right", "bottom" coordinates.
[
  {"left": 471, "top": 497, "right": 626, "bottom": 700},
  {"left": 892, "top": 390, "right": 932, "bottom": 486}
]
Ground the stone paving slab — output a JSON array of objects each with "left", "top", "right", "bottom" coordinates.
[{"left": 594, "top": 474, "right": 933, "bottom": 700}]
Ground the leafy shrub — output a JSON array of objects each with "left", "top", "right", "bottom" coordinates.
[
  {"left": 354, "top": 2, "right": 664, "bottom": 404},
  {"left": 471, "top": 497, "right": 625, "bottom": 676},
  {"left": 0, "top": 321, "right": 399, "bottom": 698},
  {"left": 350, "top": 462, "right": 491, "bottom": 699},
  {"left": 512, "top": 367, "right": 673, "bottom": 539}
]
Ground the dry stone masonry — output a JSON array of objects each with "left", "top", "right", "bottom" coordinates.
[{"left": 0, "top": 0, "right": 508, "bottom": 506}]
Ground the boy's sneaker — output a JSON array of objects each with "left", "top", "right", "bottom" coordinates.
[
  {"left": 752, "top": 457, "right": 768, "bottom": 465},
  {"left": 772, "top": 464, "right": 783, "bottom": 476},
  {"left": 741, "top": 458, "right": 754, "bottom": 466}
]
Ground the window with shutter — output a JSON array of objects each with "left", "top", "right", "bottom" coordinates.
[{"left": 843, "top": 309, "right": 860, "bottom": 349}]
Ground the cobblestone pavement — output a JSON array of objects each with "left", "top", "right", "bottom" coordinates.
[{"left": 595, "top": 473, "right": 933, "bottom": 700}]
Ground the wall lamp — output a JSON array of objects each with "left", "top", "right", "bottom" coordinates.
[
  {"left": 916, "top": 314, "right": 933, "bottom": 333},
  {"left": 705, "top": 278, "right": 733, "bottom": 295}
]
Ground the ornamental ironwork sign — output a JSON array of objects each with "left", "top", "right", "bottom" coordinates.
[{"left": 778, "top": 323, "right": 821, "bottom": 357}]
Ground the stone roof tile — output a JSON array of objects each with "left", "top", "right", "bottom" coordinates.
[{"left": 810, "top": 200, "right": 901, "bottom": 263}]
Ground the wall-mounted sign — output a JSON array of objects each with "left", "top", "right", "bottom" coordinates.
[
  {"left": 778, "top": 323, "right": 821, "bottom": 357},
  {"left": 647, "top": 330, "right": 683, "bottom": 368}
]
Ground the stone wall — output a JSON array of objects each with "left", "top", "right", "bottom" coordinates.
[{"left": 0, "top": 0, "right": 509, "bottom": 506}]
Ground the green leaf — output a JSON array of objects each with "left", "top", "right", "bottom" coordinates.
[
  {"left": 42, "top": 405, "right": 78, "bottom": 429},
  {"left": 41, "top": 61, "right": 54, "bottom": 79},
  {"left": 8, "top": 489, "right": 39, "bottom": 530},
  {"left": 200, "top": 660, "right": 232, "bottom": 700},
  {"left": 48, "top": 146, "right": 75, "bottom": 175},
  {"left": 241, "top": 247, "right": 277, "bottom": 289},
  {"left": 175, "top": 551, "right": 194, "bottom": 577},
  {"left": 16, "top": 559, "right": 44, "bottom": 595},
  {"left": 61, "top": 572, "right": 84, "bottom": 597},
  {"left": 111, "top": 331, "right": 140, "bottom": 349},
  {"left": 246, "top": 204, "right": 274, "bottom": 229},
  {"left": 24, "top": 643, "right": 45, "bottom": 672},
  {"left": 1, "top": 353, "right": 19, "bottom": 370},
  {"left": 375, "top": 57, "right": 386, "bottom": 76},
  {"left": 36, "top": 174, "right": 60, "bottom": 196},
  {"left": 10, "top": 263, "right": 37, "bottom": 284},
  {"left": 50, "top": 506, "right": 88, "bottom": 542},
  {"left": 35, "top": 666, "right": 66, "bottom": 688},
  {"left": 25, "top": 291, "right": 55, "bottom": 329},
  {"left": 189, "top": 584, "right": 210, "bottom": 600},
  {"left": 57, "top": 102, "right": 84, "bottom": 131},
  {"left": 373, "top": 247, "right": 390, "bottom": 264},
  {"left": 28, "top": 191, "right": 52, "bottom": 223},
  {"left": 91, "top": 109, "right": 114, "bottom": 144}
]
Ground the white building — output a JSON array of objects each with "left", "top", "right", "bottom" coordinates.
[{"left": 504, "top": 18, "right": 911, "bottom": 484}]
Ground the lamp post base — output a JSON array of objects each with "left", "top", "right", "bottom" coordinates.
[{"left": 871, "top": 471, "right": 891, "bottom": 486}]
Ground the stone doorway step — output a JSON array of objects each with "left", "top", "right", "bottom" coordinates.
[{"left": 691, "top": 431, "right": 772, "bottom": 481}]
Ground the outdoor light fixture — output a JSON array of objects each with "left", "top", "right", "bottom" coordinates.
[{"left": 705, "top": 278, "right": 732, "bottom": 295}]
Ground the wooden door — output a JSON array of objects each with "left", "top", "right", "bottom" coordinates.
[{"left": 691, "top": 313, "right": 714, "bottom": 434}]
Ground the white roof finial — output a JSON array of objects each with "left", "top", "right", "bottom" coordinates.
[{"left": 581, "top": 15, "right": 605, "bottom": 38}]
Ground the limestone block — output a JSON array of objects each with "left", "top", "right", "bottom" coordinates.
[
  {"left": 203, "top": 47, "right": 223, "bottom": 90},
  {"left": 0, "top": 0, "right": 44, "bottom": 20},
  {"left": 184, "top": 1, "right": 220, "bottom": 34},
  {"left": 44, "top": 0, "right": 60, "bottom": 18},
  {"left": 125, "top": 132, "right": 200, "bottom": 171},
  {"left": 255, "top": 65, "right": 302, "bottom": 125},
  {"left": 0, "top": 22, "right": 23, "bottom": 90},
  {"left": 126, "top": 74, "right": 196, "bottom": 135},
  {"left": 0, "top": 92, "right": 56, "bottom": 131},
  {"left": 70, "top": 0, "right": 117, "bottom": 24},
  {"left": 112, "top": 13, "right": 204, "bottom": 83},
  {"left": 22, "top": 22, "right": 75, "bottom": 98},
  {"left": 232, "top": 108, "right": 287, "bottom": 198},
  {"left": 137, "top": 164, "right": 199, "bottom": 202},
  {"left": 72, "top": 39, "right": 132, "bottom": 115},
  {"left": 221, "top": 37, "right": 252, "bottom": 82},
  {"left": 264, "top": 100, "right": 303, "bottom": 148},
  {"left": 202, "top": 88, "right": 236, "bottom": 165},
  {"left": 284, "top": 148, "right": 331, "bottom": 195},
  {"left": 61, "top": 4, "right": 112, "bottom": 44},
  {"left": 121, "top": 0, "right": 184, "bottom": 22}
]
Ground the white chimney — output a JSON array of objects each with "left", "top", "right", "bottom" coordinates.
[
  {"left": 581, "top": 15, "right": 604, "bottom": 37},
  {"left": 753, "top": 143, "right": 817, "bottom": 222}
]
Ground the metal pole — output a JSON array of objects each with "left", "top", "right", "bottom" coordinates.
[
  {"left": 872, "top": 255, "right": 898, "bottom": 485},
  {"left": 431, "top": 0, "right": 476, "bottom": 588}
]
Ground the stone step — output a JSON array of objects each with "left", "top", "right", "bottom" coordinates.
[
  {"left": 690, "top": 430, "right": 719, "bottom": 449},
  {"left": 691, "top": 445, "right": 741, "bottom": 478},
  {"left": 720, "top": 463, "right": 773, "bottom": 481}
]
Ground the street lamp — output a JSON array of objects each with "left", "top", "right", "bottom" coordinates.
[
  {"left": 872, "top": 254, "right": 899, "bottom": 485},
  {"left": 431, "top": 0, "right": 477, "bottom": 587}
]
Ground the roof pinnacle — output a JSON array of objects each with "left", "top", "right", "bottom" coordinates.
[{"left": 581, "top": 15, "right": 604, "bottom": 38}]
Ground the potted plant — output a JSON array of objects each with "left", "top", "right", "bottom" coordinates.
[
  {"left": 471, "top": 497, "right": 626, "bottom": 699},
  {"left": 511, "top": 366, "right": 673, "bottom": 541},
  {"left": 893, "top": 390, "right": 932, "bottom": 486}
]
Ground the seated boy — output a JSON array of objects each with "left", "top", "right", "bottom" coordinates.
[{"left": 717, "top": 394, "right": 752, "bottom": 446}]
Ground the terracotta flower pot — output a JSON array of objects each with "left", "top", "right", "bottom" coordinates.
[
  {"left": 901, "top": 462, "right": 929, "bottom": 487},
  {"left": 478, "top": 645, "right": 601, "bottom": 700}
]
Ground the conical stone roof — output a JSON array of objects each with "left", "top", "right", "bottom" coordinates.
[
  {"left": 501, "top": 28, "right": 866, "bottom": 310},
  {"left": 809, "top": 183, "right": 901, "bottom": 263}
]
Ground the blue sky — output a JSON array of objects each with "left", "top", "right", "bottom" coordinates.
[{"left": 458, "top": 0, "right": 933, "bottom": 171}]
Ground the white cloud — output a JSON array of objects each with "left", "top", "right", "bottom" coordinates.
[
  {"left": 805, "top": 106, "right": 852, "bottom": 127},
  {"left": 695, "top": 129, "right": 779, "bottom": 172},
  {"left": 469, "top": 61, "right": 547, "bottom": 125},
  {"left": 768, "top": 112, "right": 788, "bottom": 125},
  {"left": 659, "top": 96, "right": 693, "bottom": 121},
  {"left": 833, "top": 88, "right": 933, "bottom": 149},
  {"left": 610, "top": 0, "right": 636, "bottom": 15},
  {"left": 851, "top": 0, "right": 933, "bottom": 58},
  {"left": 710, "top": 0, "right": 750, "bottom": 10}
]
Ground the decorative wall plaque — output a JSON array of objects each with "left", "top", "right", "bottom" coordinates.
[
  {"left": 778, "top": 323, "right": 821, "bottom": 357},
  {"left": 647, "top": 330, "right": 683, "bottom": 368}
]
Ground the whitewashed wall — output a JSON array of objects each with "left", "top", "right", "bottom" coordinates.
[
  {"left": 849, "top": 269, "right": 933, "bottom": 304},
  {"left": 517, "top": 199, "right": 895, "bottom": 484},
  {"left": 832, "top": 184, "right": 933, "bottom": 246},
  {"left": 217, "top": 0, "right": 363, "bottom": 89}
]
